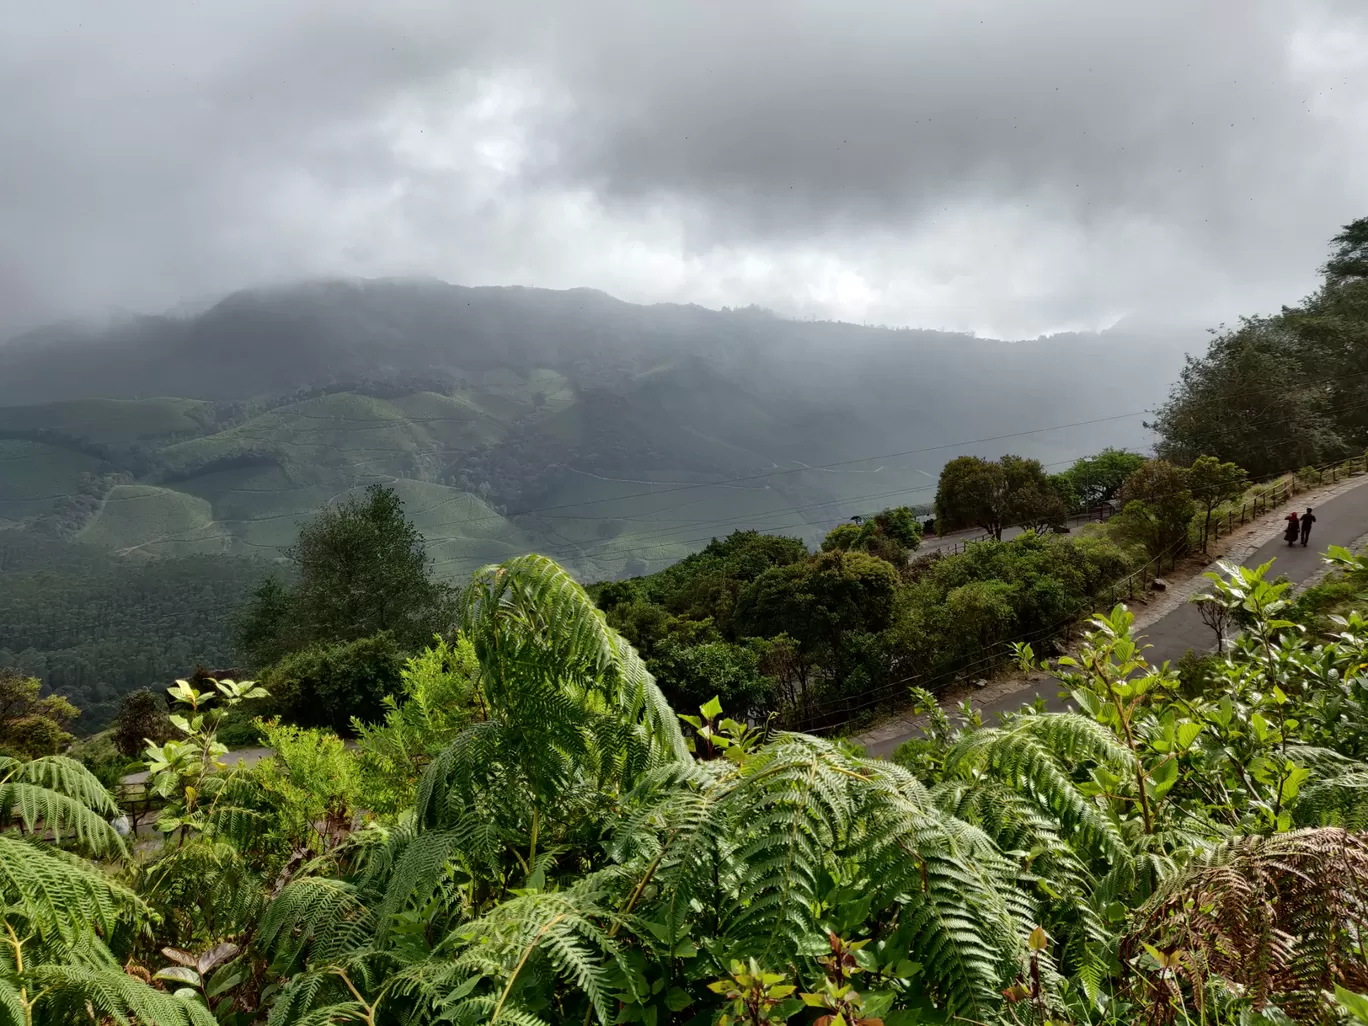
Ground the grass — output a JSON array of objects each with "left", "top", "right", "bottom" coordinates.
[
  {"left": 158, "top": 391, "right": 513, "bottom": 481},
  {"left": 0, "top": 397, "right": 216, "bottom": 443},
  {"left": 370, "top": 480, "right": 535, "bottom": 580},
  {"left": 78, "top": 484, "right": 232, "bottom": 556},
  {"left": 0, "top": 440, "right": 104, "bottom": 520}
]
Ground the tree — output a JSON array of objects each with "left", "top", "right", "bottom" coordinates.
[
  {"left": 1063, "top": 448, "right": 1146, "bottom": 507},
  {"left": 234, "top": 576, "right": 293, "bottom": 667},
  {"left": 111, "top": 688, "right": 174, "bottom": 758},
  {"left": 1188, "top": 455, "right": 1249, "bottom": 552},
  {"left": 1151, "top": 316, "right": 1340, "bottom": 476},
  {"left": 821, "top": 506, "right": 922, "bottom": 566},
  {"left": 934, "top": 454, "right": 1067, "bottom": 540},
  {"left": 735, "top": 549, "right": 898, "bottom": 691},
  {"left": 0, "top": 668, "right": 78, "bottom": 758},
  {"left": 1325, "top": 215, "right": 1368, "bottom": 282},
  {"left": 236, "top": 485, "right": 454, "bottom": 666},
  {"left": 1116, "top": 458, "right": 1196, "bottom": 558},
  {"left": 935, "top": 456, "right": 1007, "bottom": 539},
  {"left": 652, "top": 641, "right": 775, "bottom": 720},
  {"left": 1152, "top": 219, "right": 1368, "bottom": 476}
]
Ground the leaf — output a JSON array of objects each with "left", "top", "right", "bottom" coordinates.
[
  {"left": 665, "top": 987, "right": 693, "bottom": 1011},
  {"left": 195, "top": 941, "right": 240, "bottom": 974},
  {"left": 161, "top": 947, "right": 200, "bottom": 968},
  {"left": 700, "top": 696, "right": 724, "bottom": 720},
  {"left": 1149, "top": 757, "right": 1179, "bottom": 799},
  {"left": 1027, "top": 926, "right": 1048, "bottom": 952},
  {"left": 1335, "top": 986, "right": 1368, "bottom": 1024},
  {"left": 205, "top": 970, "right": 245, "bottom": 1000},
  {"left": 154, "top": 966, "right": 203, "bottom": 987},
  {"left": 862, "top": 991, "right": 896, "bottom": 1018}
]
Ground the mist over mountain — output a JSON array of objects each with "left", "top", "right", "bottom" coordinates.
[{"left": 0, "top": 277, "right": 1189, "bottom": 461}]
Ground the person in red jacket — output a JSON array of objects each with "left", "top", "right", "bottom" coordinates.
[{"left": 1284, "top": 510, "right": 1300, "bottom": 546}]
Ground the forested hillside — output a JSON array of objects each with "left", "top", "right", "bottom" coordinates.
[
  {"left": 7, "top": 222, "right": 1368, "bottom": 1023},
  {"left": 0, "top": 280, "right": 1189, "bottom": 725}
]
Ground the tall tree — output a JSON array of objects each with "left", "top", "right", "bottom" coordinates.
[
  {"left": 1150, "top": 316, "right": 1339, "bottom": 476},
  {"left": 1188, "top": 455, "right": 1249, "bottom": 552},
  {"left": 1153, "top": 218, "right": 1368, "bottom": 475},
  {"left": 1116, "top": 458, "right": 1196, "bottom": 558},
  {"left": 934, "top": 454, "right": 1067, "bottom": 540},
  {"left": 236, "top": 485, "right": 454, "bottom": 666},
  {"left": 1064, "top": 448, "right": 1147, "bottom": 507}
]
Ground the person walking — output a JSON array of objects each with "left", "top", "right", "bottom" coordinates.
[
  {"left": 1284, "top": 510, "right": 1300, "bottom": 546},
  {"left": 1300, "top": 507, "right": 1316, "bottom": 547}
]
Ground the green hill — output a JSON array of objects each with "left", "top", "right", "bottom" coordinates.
[
  {"left": 77, "top": 484, "right": 232, "bottom": 556},
  {"left": 0, "top": 279, "right": 1191, "bottom": 726},
  {"left": 0, "top": 439, "right": 104, "bottom": 523}
]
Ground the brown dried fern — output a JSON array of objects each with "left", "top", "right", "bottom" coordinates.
[{"left": 1120, "top": 828, "right": 1368, "bottom": 1025}]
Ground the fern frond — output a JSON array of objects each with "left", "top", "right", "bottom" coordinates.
[
  {"left": 259, "top": 877, "right": 376, "bottom": 968},
  {"left": 0, "top": 756, "right": 119, "bottom": 817},
  {"left": 461, "top": 554, "right": 688, "bottom": 764},
  {"left": 34, "top": 963, "right": 218, "bottom": 1026},
  {"left": 1122, "top": 827, "right": 1368, "bottom": 1023},
  {"left": 1296, "top": 772, "right": 1368, "bottom": 829},
  {"left": 943, "top": 713, "right": 1129, "bottom": 862},
  {"left": 0, "top": 833, "right": 143, "bottom": 945},
  {"left": 0, "top": 780, "right": 125, "bottom": 857}
]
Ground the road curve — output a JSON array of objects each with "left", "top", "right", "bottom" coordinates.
[{"left": 862, "top": 479, "right": 1368, "bottom": 758}]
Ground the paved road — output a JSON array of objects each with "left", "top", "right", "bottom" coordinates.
[{"left": 863, "top": 483, "right": 1368, "bottom": 758}]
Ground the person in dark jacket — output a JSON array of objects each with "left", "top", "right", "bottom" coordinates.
[
  {"left": 1300, "top": 507, "right": 1316, "bottom": 547},
  {"left": 1284, "top": 511, "right": 1300, "bottom": 546}
]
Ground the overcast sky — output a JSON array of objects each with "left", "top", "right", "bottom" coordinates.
[{"left": 3, "top": 0, "right": 1367, "bottom": 339}]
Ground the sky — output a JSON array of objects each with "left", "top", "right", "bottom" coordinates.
[{"left": 3, "top": 0, "right": 1368, "bottom": 340}]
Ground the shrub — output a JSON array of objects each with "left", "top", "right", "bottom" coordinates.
[{"left": 261, "top": 632, "right": 406, "bottom": 733}]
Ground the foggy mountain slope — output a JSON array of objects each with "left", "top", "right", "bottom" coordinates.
[
  {"left": 0, "top": 277, "right": 1187, "bottom": 409},
  {"left": 0, "top": 279, "right": 1192, "bottom": 581}
]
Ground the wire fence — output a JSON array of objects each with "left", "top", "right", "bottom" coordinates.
[{"left": 778, "top": 450, "right": 1368, "bottom": 737}]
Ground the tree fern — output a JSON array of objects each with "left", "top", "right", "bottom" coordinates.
[
  {"left": 0, "top": 756, "right": 123, "bottom": 856},
  {"left": 0, "top": 762, "right": 211, "bottom": 1025},
  {"left": 259, "top": 877, "right": 378, "bottom": 969},
  {"left": 1122, "top": 827, "right": 1368, "bottom": 1024},
  {"left": 942, "top": 712, "right": 1130, "bottom": 863},
  {"left": 460, "top": 553, "right": 687, "bottom": 766}
]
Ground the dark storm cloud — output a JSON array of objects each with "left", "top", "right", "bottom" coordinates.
[{"left": 2, "top": 0, "right": 1367, "bottom": 337}]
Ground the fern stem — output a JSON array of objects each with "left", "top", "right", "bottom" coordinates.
[
  {"left": 3, "top": 922, "right": 32, "bottom": 1026},
  {"left": 330, "top": 968, "right": 376, "bottom": 1026},
  {"left": 528, "top": 807, "right": 539, "bottom": 871},
  {"left": 492, "top": 913, "right": 567, "bottom": 1024}
]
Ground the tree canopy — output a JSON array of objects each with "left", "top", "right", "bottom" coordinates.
[
  {"left": 236, "top": 484, "right": 454, "bottom": 666},
  {"left": 934, "top": 453, "right": 1070, "bottom": 540},
  {"left": 1063, "top": 447, "right": 1146, "bottom": 507},
  {"left": 1152, "top": 218, "right": 1368, "bottom": 474}
]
